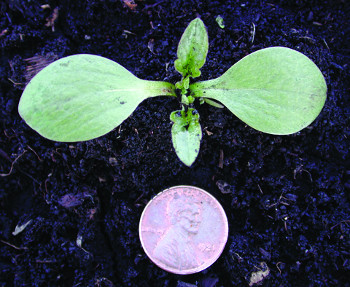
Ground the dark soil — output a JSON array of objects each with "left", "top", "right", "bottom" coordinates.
[{"left": 1, "top": 0, "right": 349, "bottom": 286}]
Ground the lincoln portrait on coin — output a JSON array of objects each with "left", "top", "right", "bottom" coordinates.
[{"left": 153, "top": 195, "right": 203, "bottom": 270}]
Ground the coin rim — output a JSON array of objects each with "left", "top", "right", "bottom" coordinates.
[{"left": 139, "top": 185, "right": 229, "bottom": 275}]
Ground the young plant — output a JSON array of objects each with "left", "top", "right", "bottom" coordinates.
[{"left": 18, "top": 18, "right": 327, "bottom": 166}]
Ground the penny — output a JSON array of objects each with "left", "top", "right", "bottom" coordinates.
[{"left": 139, "top": 185, "right": 229, "bottom": 275}]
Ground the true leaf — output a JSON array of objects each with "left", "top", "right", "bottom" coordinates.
[
  {"left": 18, "top": 54, "right": 175, "bottom": 141},
  {"left": 190, "top": 47, "right": 327, "bottom": 135},
  {"left": 170, "top": 109, "right": 202, "bottom": 166},
  {"left": 174, "top": 18, "right": 208, "bottom": 79}
]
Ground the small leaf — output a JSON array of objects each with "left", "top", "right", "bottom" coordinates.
[
  {"left": 170, "top": 109, "right": 202, "bottom": 166},
  {"left": 190, "top": 47, "right": 327, "bottom": 135},
  {"left": 215, "top": 15, "right": 225, "bottom": 29},
  {"left": 12, "top": 219, "right": 33, "bottom": 236},
  {"left": 181, "top": 95, "right": 190, "bottom": 106},
  {"left": 18, "top": 54, "right": 175, "bottom": 141},
  {"left": 174, "top": 18, "right": 208, "bottom": 79}
]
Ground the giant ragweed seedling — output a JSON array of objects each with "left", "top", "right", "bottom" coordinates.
[{"left": 19, "top": 18, "right": 327, "bottom": 166}]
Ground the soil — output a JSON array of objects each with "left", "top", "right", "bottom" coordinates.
[{"left": 0, "top": 0, "right": 349, "bottom": 286}]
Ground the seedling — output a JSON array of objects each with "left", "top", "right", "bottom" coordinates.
[{"left": 18, "top": 18, "right": 327, "bottom": 166}]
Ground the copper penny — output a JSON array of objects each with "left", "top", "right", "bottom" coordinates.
[{"left": 139, "top": 185, "right": 229, "bottom": 274}]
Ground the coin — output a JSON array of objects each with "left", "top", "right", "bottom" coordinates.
[{"left": 139, "top": 185, "right": 229, "bottom": 275}]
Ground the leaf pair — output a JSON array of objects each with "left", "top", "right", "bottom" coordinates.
[
  {"left": 18, "top": 18, "right": 327, "bottom": 167},
  {"left": 171, "top": 18, "right": 209, "bottom": 165}
]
